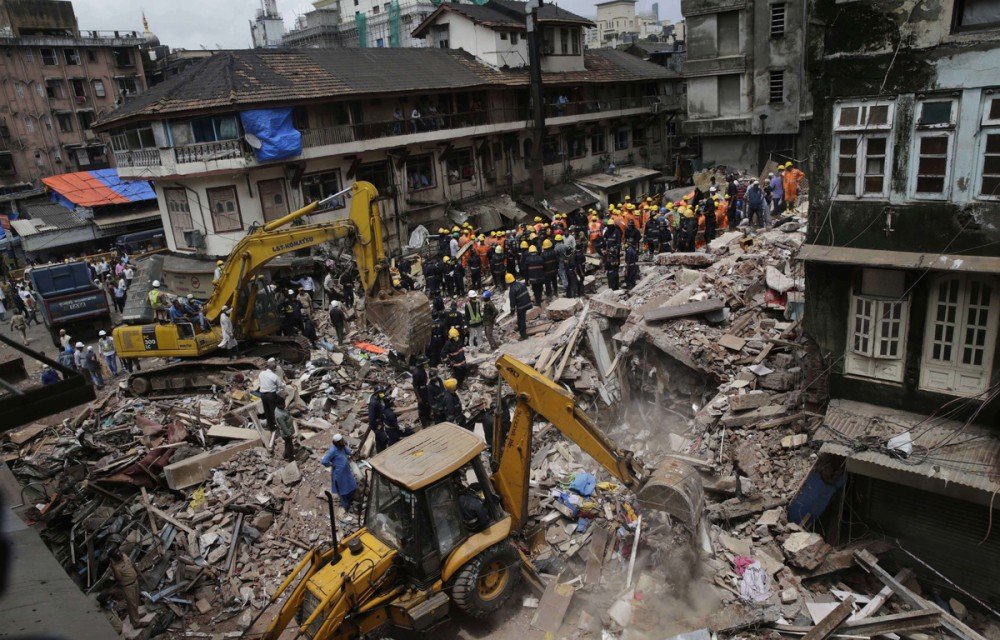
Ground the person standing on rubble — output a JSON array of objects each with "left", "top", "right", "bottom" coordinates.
[
  {"left": 436, "top": 377, "right": 464, "bottom": 426},
  {"left": 218, "top": 305, "right": 238, "bottom": 358},
  {"left": 541, "top": 239, "right": 558, "bottom": 300},
  {"left": 98, "top": 330, "right": 118, "bottom": 377},
  {"left": 489, "top": 245, "right": 506, "bottom": 289},
  {"left": 328, "top": 299, "right": 347, "bottom": 344},
  {"left": 275, "top": 406, "right": 297, "bottom": 461},
  {"left": 426, "top": 311, "right": 446, "bottom": 366},
  {"left": 524, "top": 245, "right": 546, "bottom": 306},
  {"left": 412, "top": 356, "right": 432, "bottom": 426},
  {"left": 481, "top": 290, "right": 499, "bottom": 350},
  {"left": 464, "top": 290, "right": 486, "bottom": 350},
  {"left": 624, "top": 242, "right": 639, "bottom": 290},
  {"left": 83, "top": 346, "right": 104, "bottom": 388},
  {"left": 368, "top": 383, "right": 405, "bottom": 452},
  {"left": 340, "top": 267, "right": 357, "bottom": 308},
  {"left": 442, "top": 327, "right": 468, "bottom": 387},
  {"left": 258, "top": 358, "right": 285, "bottom": 432},
  {"left": 73, "top": 341, "right": 86, "bottom": 372},
  {"left": 506, "top": 273, "right": 532, "bottom": 340},
  {"left": 321, "top": 434, "right": 357, "bottom": 520}
]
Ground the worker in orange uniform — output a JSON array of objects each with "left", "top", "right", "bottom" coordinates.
[
  {"left": 588, "top": 214, "right": 602, "bottom": 254},
  {"left": 782, "top": 162, "right": 805, "bottom": 213}
]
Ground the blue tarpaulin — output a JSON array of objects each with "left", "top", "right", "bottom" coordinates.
[
  {"left": 788, "top": 469, "right": 846, "bottom": 526},
  {"left": 43, "top": 169, "right": 156, "bottom": 211},
  {"left": 240, "top": 108, "right": 302, "bottom": 162}
]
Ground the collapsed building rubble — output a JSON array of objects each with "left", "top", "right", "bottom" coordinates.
[{"left": 3, "top": 205, "right": 997, "bottom": 640}]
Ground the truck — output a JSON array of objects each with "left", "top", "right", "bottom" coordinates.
[{"left": 28, "top": 261, "right": 112, "bottom": 348}]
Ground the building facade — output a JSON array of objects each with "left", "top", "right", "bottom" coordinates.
[
  {"left": 680, "top": 0, "right": 810, "bottom": 171},
  {"left": 595, "top": 0, "right": 639, "bottom": 47},
  {"left": 94, "top": 45, "right": 675, "bottom": 257},
  {"left": 250, "top": 0, "right": 287, "bottom": 49},
  {"left": 281, "top": 0, "right": 439, "bottom": 49},
  {"left": 0, "top": 0, "right": 148, "bottom": 189},
  {"left": 800, "top": 0, "right": 1000, "bottom": 602}
]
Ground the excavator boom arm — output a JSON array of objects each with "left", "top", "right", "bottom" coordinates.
[{"left": 204, "top": 182, "right": 385, "bottom": 322}]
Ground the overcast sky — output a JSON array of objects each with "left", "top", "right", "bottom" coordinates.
[{"left": 71, "top": 0, "right": 682, "bottom": 50}]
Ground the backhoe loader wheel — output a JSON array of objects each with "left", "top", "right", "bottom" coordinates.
[{"left": 450, "top": 541, "right": 520, "bottom": 618}]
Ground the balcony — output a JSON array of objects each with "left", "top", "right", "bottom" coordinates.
[
  {"left": 173, "top": 139, "right": 247, "bottom": 164},
  {"left": 114, "top": 148, "right": 161, "bottom": 167}
]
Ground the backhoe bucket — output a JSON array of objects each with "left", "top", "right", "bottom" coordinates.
[
  {"left": 367, "top": 291, "right": 432, "bottom": 356},
  {"left": 636, "top": 458, "right": 704, "bottom": 533}
]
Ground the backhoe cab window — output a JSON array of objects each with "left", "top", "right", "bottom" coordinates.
[{"left": 367, "top": 473, "right": 417, "bottom": 554}]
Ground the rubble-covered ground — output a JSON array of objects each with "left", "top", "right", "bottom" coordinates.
[{"left": 5, "top": 201, "right": 999, "bottom": 640}]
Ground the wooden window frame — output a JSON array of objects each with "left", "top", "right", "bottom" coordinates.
[{"left": 206, "top": 185, "right": 244, "bottom": 233}]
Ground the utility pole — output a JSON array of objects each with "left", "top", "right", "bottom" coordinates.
[{"left": 525, "top": 0, "right": 545, "bottom": 200}]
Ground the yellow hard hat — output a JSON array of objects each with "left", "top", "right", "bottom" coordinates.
[
  {"left": 392, "top": 278, "right": 401, "bottom": 286},
  {"left": 478, "top": 234, "right": 485, "bottom": 240},
  {"left": 534, "top": 216, "right": 542, "bottom": 222},
  {"left": 542, "top": 239, "right": 553, "bottom": 249},
  {"left": 520, "top": 241, "right": 529, "bottom": 249},
  {"left": 555, "top": 234, "right": 563, "bottom": 241},
  {"left": 448, "top": 327, "right": 460, "bottom": 339},
  {"left": 528, "top": 245, "right": 538, "bottom": 253},
  {"left": 624, "top": 195, "right": 631, "bottom": 200},
  {"left": 452, "top": 225, "right": 460, "bottom": 232},
  {"left": 505, "top": 273, "right": 515, "bottom": 284},
  {"left": 444, "top": 378, "right": 458, "bottom": 391},
  {"left": 443, "top": 256, "right": 451, "bottom": 263},
  {"left": 216, "top": 260, "right": 224, "bottom": 266},
  {"left": 529, "top": 233, "right": 538, "bottom": 240}
]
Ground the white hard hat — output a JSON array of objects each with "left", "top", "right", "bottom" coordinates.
[
  {"left": 287, "top": 289, "right": 295, "bottom": 296},
  {"left": 266, "top": 357, "right": 277, "bottom": 365},
  {"left": 87, "top": 345, "right": 93, "bottom": 350},
  {"left": 75, "top": 341, "right": 84, "bottom": 348},
  {"left": 152, "top": 280, "right": 161, "bottom": 287},
  {"left": 99, "top": 330, "right": 106, "bottom": 336},
  {"left": 329, "top": 300, "right": 341, "bottom": 309},
  {"left": 333, "top": 433, "right": 343, "bottom": 442},
  {"left": 187, "top": 293, "right": 194, "bottom": 299},
  {"left": 468, "top": 290, "right": 478, "bottom": 298}
]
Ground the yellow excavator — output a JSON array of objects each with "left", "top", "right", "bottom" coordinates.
[
  {"left": 113, "top": 182, "right": 431, "bottom": 394},
  {"left": 261, "top": 354, "right": 703, "bottom": 639}
]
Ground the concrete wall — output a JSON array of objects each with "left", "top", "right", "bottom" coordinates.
[{"left": 0, "top": 0, "right": 78, "bottom": 36}]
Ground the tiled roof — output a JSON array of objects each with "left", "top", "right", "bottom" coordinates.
[
  {"left": 94, "top": 47, "right": 673, "bottom": 128},
  {"left": 412, "top": 0, "right": 593, "bottom": 35}
]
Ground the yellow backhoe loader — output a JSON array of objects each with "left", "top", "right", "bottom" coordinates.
[
  {"left": 261, "top": 354, "right": 703, "bottom": 639},
  {"left": 113, "top": 182, "right": 430, "bottom": 394}
]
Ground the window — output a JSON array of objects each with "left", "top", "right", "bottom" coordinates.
[
  {"left": 71, "top": 79, "right": 86, "bottom": 99},
  {"left": 833, "top": 101, "right": 894, "bottom": 198},
  {"left": 207, "top": 186, "right": 243, "bottom": 232},
  {"left": 40, "top": 48, "right": 57, "bottom": 66},
  {"left": 164, "top": 188, "right": 194, "bottom": 248},
  {"left": 572, "top": 29, "right": 580, "bottom": 54},
  {"left": 845, "top": 269, "right": 908, "bottom": 383},
  {"left": 181, "top": 115, "right": 238, "bottom": 143},
  {"left": 591, "top": 130, "right": 606, "bottom": 154},
  {"left": 23, "top": 116, "right": 34, "bottom": 134},
  {"left": 86, "top": 50, "right": 96, "bottom": 63},
  {"left": 614, "top": 128, "right": 629, "bottom": 150},
  {"left": 980, "top": 133, "right": 1000, "bottom": 198},
  {"left": 116, "top": 76, "right": 140, "bottom": 97},
  {"left": 64, "top": 49, "right": 80, "bottom": 65},
  {"left": 631, "top": 127, "right": 646, "bottom": 146},
  {"left": 356, "top": 161, "right": 392, "bottom": 194},
  {"left": 77, "top": 111, "right": 95, "bottom": 131},
  {"left": 42, "top": 115, "right": 52, "bottom": 130},
  {"left": 92, "top": 80, "right": 106, "bottom": 98},
  {"left": 511, "top": 32, "right": 519, "bottom": 45},
  {"left": 542, "top": 137, "right": 561, "bottom": 164},
  {"left": 717, "top": 11, "right": 740, "bottom": 56},
  {"left": 770, "top": 2, "right": 786, "bottom": 37},
  {"left": 446, "top": 148, "right": 475, "bottom": 184},
  {"left": 769, "top": 70, "right": 784, "bottom": 104},
  {"left": 34, "top": 83, "right": 44, "bottom": 98},
  {"left": 908, "top": 99, "right": 957, "bottom": 198},
  {"left": 372, "top": 5, "right": 379, "bottom": 13},
  {"left": 952, "top": 0, "right": 1000, "bottom": 31},
  {"left": 45, "top": 80, "right": 63, "bottom": 99},
  {"left": 0, "top": 153, "right": 14, "bottom": 176},
  {"left": 560, "top": 28, "right": 569, "bottom": 54},
  {"left": 258, "top": 179, "right": 289, "bottom": 223},
  {"left": 567, "top": 135, "right": 586, "bottom": 158},
  {"left": 110, "top": 125, "right": 155, "bottom": 150},
  {"left": 24, "top": 49, "right": 34, "bottom": 62},
  {"left": 427, "top": 481, "right": 467, "bottom": 559},
  {"left": 56, "top": 113, "right": 74, "bottom": 132},
  {"left": 500, "top": 32, "right": 508, "bottom": 40},
  {"left": 406, "top": 153, "right": 435, "bottom": 191},
  {"left": 113, "top": 48, "right": 134, "bottom": 67},
  {"left": 301, "top": 170, "right": 345, "bottom": 209},
  {"left": 920, "top": 275, "right": 998, "bottom": 396}
]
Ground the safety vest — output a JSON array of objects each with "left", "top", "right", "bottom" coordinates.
[
  {"left": 148, "top": 289, "right": 160, "bottom": 307},
  {"left": 466, "top": 302, "right": 482, "bottom": 326}
]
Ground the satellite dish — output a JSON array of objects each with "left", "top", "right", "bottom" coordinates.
[{"left": 244, "top": 133, "right": 262, "bottom": 150}]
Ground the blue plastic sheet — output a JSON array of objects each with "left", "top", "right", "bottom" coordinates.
[
  {"left": 569, "top": 472, "right": 596, "bottom": 496},
  {"left": 239, "top": 108, "right": 302, "bottom": 162},
  {"left": 787, "top": 469, "right": 846, "bottom": 525}
]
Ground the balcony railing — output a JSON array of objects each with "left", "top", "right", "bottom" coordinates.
[
  {"left": 174, "top": 139, "right": 246, "bottom": 164},
  {"left": 114, "top": 148, "right": 161, "bottom": 167}
]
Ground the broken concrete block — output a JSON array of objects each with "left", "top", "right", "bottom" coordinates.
[
  {"left": 756, "top": 507, "right": 783, "bottom": 528},
  {"left": 280, "top": 461, "right": 302, "bottom": 485},
  {"left": 526, "top": 307, "right": 542, "bottom": 321},
  {"left": 759, "top": 371, "right": 798, "bottom": 391},
  {"left": 163, "top": 438, "right": 262, "bottom": 490},
  {"left": 781, "top": 433, "right": 808, "bottom": 449},
  {"left": 655, "top": 252, "right": 716, "bottom": 267},
  {"left": 720, "top": 404, "right": 786, "bottom": 427},
  {"left": 676, "top": 268, "right": 702, "bottom": 286},
  {"left": 782, "top": 532, "right": 831, "bottom": 570},
  {"left": 719, "top": 334, "right": 747, "bottom": 351},
  {"left": 195, "top": 598, "right": 212, "bottom": 614},
  {"left": 546, "top": 297, "right": 583, "bottom": 320},
  {"left": 949, "top": 598, "right": 967, "bottom": 620},
  {"left": 780, "top": 589, "right": 798, "bottom": 604},
  {"left": 766, "top": 266, "right": 795, "bottom": 293},
  {"left": 607, "top": 594, "right": 634, "bottom": 628},
  {"left": 590, "top": 296, "right": 630, "bottom": 319},
  {"left": 727, "top": 391, "right": 771, "bottom": 412},
  {"left": 252, "top": 512, "right": 274, "bottom": 532}
]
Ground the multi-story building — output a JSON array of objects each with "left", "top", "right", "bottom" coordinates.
[
  {"left": 801, "top": 0, "right": 1000, "bottom": 603},
  {"left": 595, "top": 0, "right": 639, "bottom": 47},
  {"left": 250, "top": 0, "right": 287, "bottom": 49},
  {"left": 680, "top": 0, "right": 810, "bottom": 171},
  {"left": 281, "top": 0, "right": 440, "bottom": 49},
  {"left": 0, "top": 0, "right": 147, "bottom": 189},
  {"left": 94, "top": 40, "right": 675, "bottom": 256}
]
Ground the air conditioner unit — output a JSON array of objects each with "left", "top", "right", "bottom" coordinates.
[{"left": 183, "top": 229, "right": 205, "bottom": 249}]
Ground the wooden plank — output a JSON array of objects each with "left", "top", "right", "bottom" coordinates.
[
  {"left": 774, "top": 609, "right": 941, "bottom": 638},
  {"left": 6, "top": 423, "right": 48, "bottom": 445},
  {"left": 752, "top": 342, "right": 774, "bottom": 365},
  {"left": 803, "top": 596, "right": 854, "bottom": 640},
  {"left": 644, "top": 298, "right": 724, "bottom": 322},
  {"left": 855, "top": 569, "right": 914, "bottom": 619},
  {"left": 719, "top": 334, "right": 747, "bottom": 352},
  {"left": 163, "top": 439, "right": 262, "bottom": 490},
  {"left": 554, "top": 304, "right": 589, "bottom": 381},
  {"left": 584, "top": 525, "right": 610, "bottom": 586},
  {"left": 854, "top": 550, "right": 986, "bottom": 640},
  {"left": 206, "top": 425, "right": 261, "bottom": 440},
  {"left": 530, "top": 579, "right": 574, "bottom": 633},
  {"left": 147, "top": 504, "right": 195, "bottom": 536}
]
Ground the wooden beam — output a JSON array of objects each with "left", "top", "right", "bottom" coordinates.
[
  {"left": 774, "top": 609, "right": 941, "bottom": 638},
  {"left": 803, "top": 596, "right": 854, "bottom": 640},
  {"left": 644, "top": 298, "right": 725, "bottom": 322},
  {"left": 855, "top": 568, "right": 914, "bottom": 619},
  {"left": 854, "top": 550, "right": 987, "bottom": 640},
  {"left": 554, "top": 304, "right": 588, "bottom": 381}
]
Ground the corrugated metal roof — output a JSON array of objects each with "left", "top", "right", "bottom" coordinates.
[
  {"left": 17, "top": 202, "right": 92, "bottom": 233},
  {"left": 817, "top": 399, "right": 1000, "bottom": 494}
]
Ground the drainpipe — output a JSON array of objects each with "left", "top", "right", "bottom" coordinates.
[{"left": 525, "top": 0, "right": 546, "bottom": 200}]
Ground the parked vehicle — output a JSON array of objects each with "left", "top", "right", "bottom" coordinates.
[{"left": 28, "top": 261, "right": 112, "bottom": 348}]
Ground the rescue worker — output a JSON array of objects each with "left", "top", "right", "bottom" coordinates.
[
  {"left": 328, "top": 299, "right": 347, "bottom": 344},
  {"left": 442, "top": 256, "right": 455, "bottom": 297},
  {"left": 644, "top": 213, "right": 661, "bottom": 256},
  {"left": 482, "top": 290, "right": 499, "bottom": 350},
  {"left": 73, "top": 341, "right": 87, "bottom": 372},
  {"left": 426, "top": 311, "right": 446, "bottom": 366},
  {"left": 412, "top": 356, "right": 432, "bottom": 426},
  {"left": 368, "top": 383, "right": 402, "bottom": 452},
  {"left": 8, "top": 309, "right": 27, "bottom": 344},
  {"left": 435, "top": 377, "right": 464, "bottom": 426},
  {"left": 275, "top": 406, "right": 296, "bottom": 461},
  {"left": 441, "top": 327, "right": 467, "bottom": 387},
  {"left": 321, "top": 433, "right": 358, "bottom": 520},
  {"left": 213, "top": 260, "right": 223, "bottom": 282},
  {"left": 524, "top": 245, "right": 546, "bottom": 306},
  {"left": 258, "top": 358, "right": 285, "bottom": 432},
  {"left": 605, "top": 240, "right": 622, "bottom": 290},
  {"left": 97, "top": 330, "right": 118, "bottom": 377},
  {"left": 783, "top": 162, "right": 805, "bottom": 212},
  {"left": 771, "top": 169, "right": 785, "bottom": 217},
  {"left": 148, "top": 280, "right": 168, "bottom": 321},
  {"left": 219, "top": 305, "right": 238, "bottom": 358},
  {"left": 507, "top": 273, "right": 532, "bottom": 340},
  {"left": 423, "top": 255, "right": 442, "bottom": 297},
  {"left": 83, "top": 345, "right": 104, "bottom": 388},
  {"left": 464, "top": 290, "right": 485, "bottom": 350},
  {"left": 541, "top": 238, "right": 558, "bottom": 299},
  {"left": 467, "top": 249, "right": 482, "bottom": 290},
  {"left": 444, "top": 300, "right": 465, "bottom": 345},
  {"left": 624, "top": 242, "right": 639, "bottom": 290},
  {"left": 489, "top": 246, "right": 506, "bottom": 289}
]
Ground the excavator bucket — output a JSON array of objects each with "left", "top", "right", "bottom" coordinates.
[
  {"left": 636, "top": 458, "right": 705, "bottom": 533},
  {"left": 366, "top": 291, "right": 432, "bottom": 356}
]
